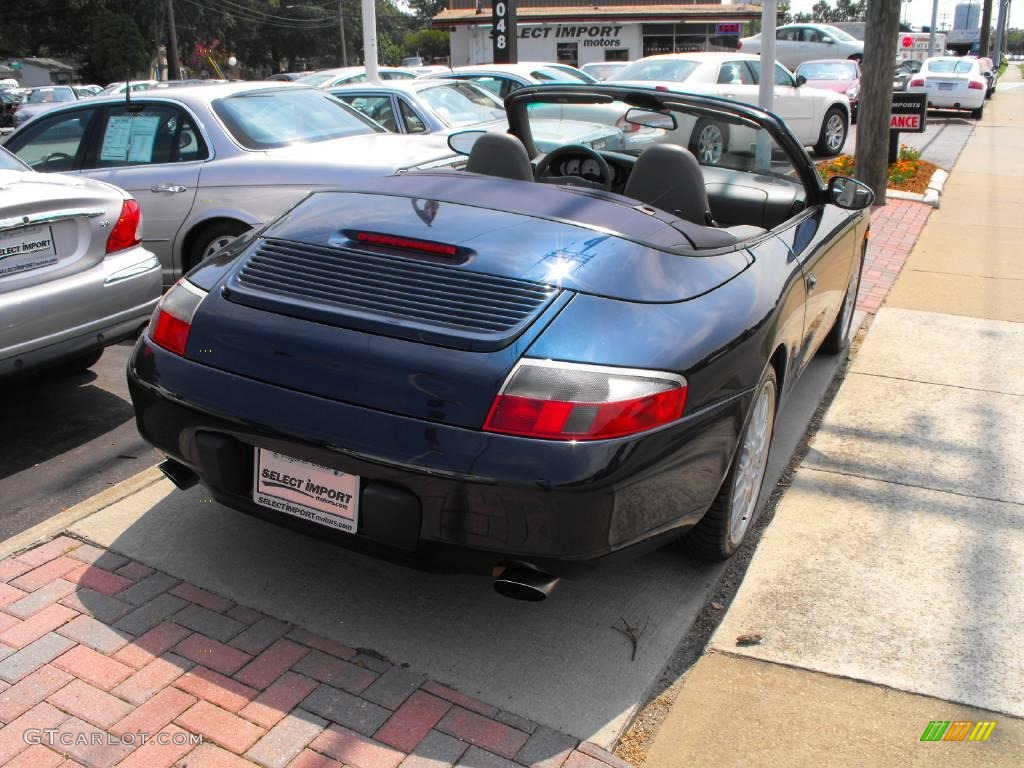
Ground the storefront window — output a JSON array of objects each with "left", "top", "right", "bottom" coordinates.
[{"left": 557, "top": 42, "right": 579, "bottom": 68}]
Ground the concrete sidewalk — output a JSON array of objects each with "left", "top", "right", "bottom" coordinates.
[{"left": 645, "top": 66, "right": 1024, "bottom": 765}]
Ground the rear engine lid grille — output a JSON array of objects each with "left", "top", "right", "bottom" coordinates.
[{"left": 225, "top": 237, "right": 560, "bottom": 351}]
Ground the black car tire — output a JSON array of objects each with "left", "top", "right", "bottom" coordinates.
[
  {"left": 814, "top": 107, "right": 848, "bottom": 157},
  {"left": 52, "top": 348, "right": 104, "bottom": 375},
  {"left": 689, "top": 119, "right": 729, "bottom": 165},
  {"left": 190, "top": 221, "right": 251, "bottom": 271},
  {"left": 681, "top": 366, "right": 778, "bottom": 561},
  {"left": 972, "top": 103, "right": 985, "bottom": 120},
  {"left": 820, "top": 250, "right": 864, "bottom": 355}
]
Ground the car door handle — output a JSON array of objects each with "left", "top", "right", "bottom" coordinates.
[
  {"left": 806, "top": 273, "right": 817, "bottom": 292},
  {"left": 151, "top": 183, "right": 188, "bottom": 193}
]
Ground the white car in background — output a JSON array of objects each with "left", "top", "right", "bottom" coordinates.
[
  {"left": 908, "top": 56, "right": 988, "bottom": 119},
  {"left": 294, "top": 67, "right": 417, "bottom": 88},
  {"left": 610, "top": 53, "right": 851, "bottom": 160},
  {"left": 580, "top": 62, "right": 630, "bottom": 81},
  {"left": 739, "top": 24, "right": 864, "bottom": 69},
  {"left": 426, "top": 63, "right": 584, "bottom": 98}
]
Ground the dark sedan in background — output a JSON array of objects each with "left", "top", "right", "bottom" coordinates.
[{"left": 127, "top": 84, "right": 873, "bottom": 600}]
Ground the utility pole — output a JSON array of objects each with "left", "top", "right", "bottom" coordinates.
[
  {"left": 979, "top": 0, "right": 994, "bottom": 55},
  {"left": 855, "top": 0, "right": 901, "bottom": 205},
  {"left": 992, "top": 0, "right": 1009, "bottom": 64},
  {"left": 166, "top": 0, "right": 181, "bottom": 80},
  {"left": 338, "top": 0, "right": 348, "bottom": 67}
]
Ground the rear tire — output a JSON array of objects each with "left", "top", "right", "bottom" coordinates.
[
  {"left": 814, "top": 107, "right": 848, "bottom": 157},
  {"left": 680, "top": 367, "right": 778, "bottom": 561},
  {"left": 972, "top": 103, "right": 985, "bottom": 119},
  {"left": 189, "top": 220, "right": 250, "bottom": 272},
  {"left": 689, "top": 119, "right": 728, "bottom": 165}
]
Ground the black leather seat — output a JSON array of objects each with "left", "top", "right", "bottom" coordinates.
[
  {"left": 465, "top": 133, "right": 534, "bottom": 182},
  {"left": 624, "top": 144, "right": 715, "bottom": 225},
  {"left": 624, "top": 144, "right": 767, "bottom": 240}
]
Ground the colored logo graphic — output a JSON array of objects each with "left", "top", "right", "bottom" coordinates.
[{"left": 920, "top": 721, "right": 996, "bottom": 742}]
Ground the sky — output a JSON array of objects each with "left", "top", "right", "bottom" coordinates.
[{"left": 785, "top": 0, "right": 1024, "bottom": 31}]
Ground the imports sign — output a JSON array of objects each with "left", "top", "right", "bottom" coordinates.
[{"left": 890, "top": 92, "right": 927, "bottom": 133}]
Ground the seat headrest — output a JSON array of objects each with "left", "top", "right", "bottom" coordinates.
[
  {"left": 465, "top": 132, "right": 534, "bottom": 182},
  {"left": 624, "top": 144, "right": 712, "bottom": 226}
]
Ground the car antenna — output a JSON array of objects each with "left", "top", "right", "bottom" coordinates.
[{"left": 126, "top": 68, "right": 131, "bottom": 107}]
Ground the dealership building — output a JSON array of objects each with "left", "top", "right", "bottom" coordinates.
[{"left": 432, "top": 2, "right": 764, "bottom": 68}]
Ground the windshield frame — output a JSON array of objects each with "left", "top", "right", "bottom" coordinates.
[{"left": 211, "top": 87, "right": 382, "bottom": 150}]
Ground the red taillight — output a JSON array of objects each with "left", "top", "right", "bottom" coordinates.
[
  {"left": 483, "top": 360, "right": 687, "bottom": 441},
  {"left": 736, "top": 41, "right": 742, "bottom": 50},
  {"left": 969, "top": 80, "right": 985, "bottom": 90},
  {"left": 910, "top": 78, "right": 925, "bottom": 87},
  {"left": 149, "top": 280, "right": 206, "bottom": 356},
  {"left": 106, "top": 199, "right": 142, "bottom": 254},
  {"left": 355, "top": 231, "right": 457, "bottom": 257}
]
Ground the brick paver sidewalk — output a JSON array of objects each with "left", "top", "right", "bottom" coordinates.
[
  {"left": 856, "top": 199, "right": 931, "bottom": 314},
  {"left": 0, "top": 537, "right": 622, "bottom": 768}
]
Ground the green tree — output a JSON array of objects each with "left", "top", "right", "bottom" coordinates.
[
  {"left": 403, "top": 29, "right": 449, "bottom": 61},
  {"left": 82, "top": 8, "right": 151, "bottom": 82}
]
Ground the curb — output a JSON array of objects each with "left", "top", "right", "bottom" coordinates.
[
  {"left": 885, "top": 167, "right": 949, "bottom": 208},
  {"left": 0, "top": 465, "right": 165, "bottom": 561}
]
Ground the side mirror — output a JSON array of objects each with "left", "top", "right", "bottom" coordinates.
[
  {"left": 828, "top": 176, "right": 875, "bottom": 210},
  {"left": 447, "top": 129, "right": 487, "bottom": 156},
  {"left": 622, "top": 107, "right": 677, "bottom": 131},
  {"left": 822, "top": 36, "right": 834, "bottom": 44},
  {"left": 795, "top": 74, "right": 808, "bottom": 87}
]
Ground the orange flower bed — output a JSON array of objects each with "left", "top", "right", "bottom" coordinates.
[{"left": 817, "top": 145, "right": 939, "bottom": 194}]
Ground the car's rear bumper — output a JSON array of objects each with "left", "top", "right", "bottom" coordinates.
[
  {"left": 128, "top": 337, "right": 749, "bottom": 575},
  {"left": 0, "top": 247, "right": 161, "bottom": 376},
  {"left": 918, "top": 90, "right": 985, "bottom": 109}
]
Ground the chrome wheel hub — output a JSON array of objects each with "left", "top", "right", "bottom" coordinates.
[
  {"left": 826, "top": 115, "right": 846, "bottom": 152},
  {"left": 697, "top": 124, "right": 724, "bottom": 164},
  {"left": 728, "top": 379, "right": 776, "bottom": 544},
  {"left": 203, "top": 235, "right": 238, "bottom": 261}
]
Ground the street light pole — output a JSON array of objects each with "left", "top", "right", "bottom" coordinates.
[
  {"left": 756, "top": 0, "right": 778, "bottom": 171},
  {"left": 928, "top": 0, "right": 939, "bottom": 57},
  {"left": 361, "top": 0, "right": 378, "bottom": 81},
  {"left": 338, "top": 0, "right": 348, "bottom": 67}
]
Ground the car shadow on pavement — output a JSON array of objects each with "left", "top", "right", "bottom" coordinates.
[{"left": 0, "top": 369, "right": 136, "bottom": 479}]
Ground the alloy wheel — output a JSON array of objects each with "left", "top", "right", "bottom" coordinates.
[
  {"left": 697, "top": 124, "right": 724, "bottom": 164},
  {"left": 826, "top": 114, "right": 846, "bottom": 153},
  {"left": 728, "top": 378, "right": 776, "bottom": 545},
  {"left": 202, "top": 234, "right": 239, "bottom": 261}
]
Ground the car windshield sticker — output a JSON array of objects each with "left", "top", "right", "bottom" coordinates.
[{"left": 100, "top": 115, "right": 161, "bottom": 162}]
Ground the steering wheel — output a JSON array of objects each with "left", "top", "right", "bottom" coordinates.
[
  {"left": 41, "top": 151, "right": 73, "bottom": 167},
  {"left": 535, "top": 144, "right": 613, "bottom": 191}
]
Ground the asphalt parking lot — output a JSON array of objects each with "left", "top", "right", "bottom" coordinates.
[
  {"left": 0, "top": 341, "right": 160, "bottom": 540},
  {"left": 846, "top": 109, "right": 976, "bottom": 169}
]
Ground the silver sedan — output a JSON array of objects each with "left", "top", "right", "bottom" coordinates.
[
  {"left": 4, "top": 82, "right": 458, "bottom": 286},
  {"left": 0, "top": 147, "right": 161, "bottom": 377}
]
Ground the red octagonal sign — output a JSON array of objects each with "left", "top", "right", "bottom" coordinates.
[{"left": 902, "top": 36, "right": 914, "bottom": 48}]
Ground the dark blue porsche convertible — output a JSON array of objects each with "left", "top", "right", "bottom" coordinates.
[{"left": 127, "top": 84, "right": 873, "bottom": 600}]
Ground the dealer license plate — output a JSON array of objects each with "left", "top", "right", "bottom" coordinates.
[
  {"left": 253, "top": 448, "right": 359, "bottom": 534},
  {"left": 0, "top": 224, "right": 58, "bottom": 277}
]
